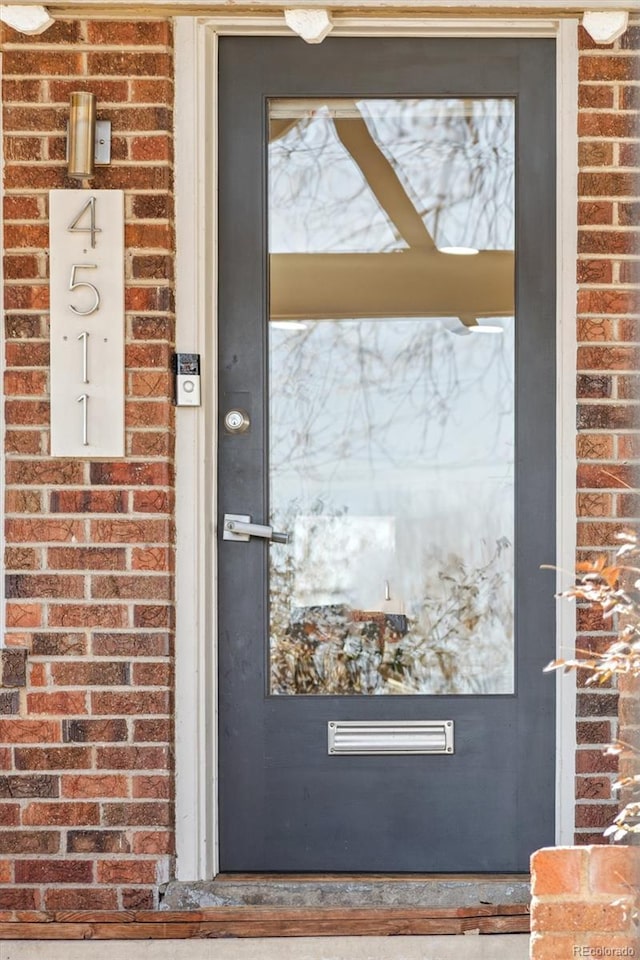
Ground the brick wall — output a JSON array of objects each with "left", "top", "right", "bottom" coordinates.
[
  {"left": 575, "top": 20, "right": 640, "bottom": 844},
  {"left": 531, "top": 846, "right": 640, "bottom": 959},
  {"left": 0, "top": 12, "right": 639, "bottom": 910},
  {"left": 0, "top": 19, "right": 175, "bottom": 910}
]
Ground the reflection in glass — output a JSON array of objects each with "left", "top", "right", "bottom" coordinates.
[{"left": 268, "top": 99, "right": 515, "bottom": 695}]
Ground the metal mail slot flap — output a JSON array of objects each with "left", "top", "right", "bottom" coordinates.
[{"left": 328, "top": 720, "right": 454, "bottom": 756}]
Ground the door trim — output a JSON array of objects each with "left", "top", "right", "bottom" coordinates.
[{"left": 173, "top": 13, "right": 578, "bottom": 881}]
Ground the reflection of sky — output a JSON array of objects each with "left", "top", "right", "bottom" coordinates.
[
  {"left": 269, "top": 317, "right": 514, "bottom": 616},
  {"left": 269, "top": 98, "right": 515, "bottom": 254},
  {"left": 267, "top": 99, "right": 515, "bottom": 692}
]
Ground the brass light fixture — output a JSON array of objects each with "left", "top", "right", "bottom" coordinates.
[{"left": 67, "top": 92, "right": 111, "bottom": 179}]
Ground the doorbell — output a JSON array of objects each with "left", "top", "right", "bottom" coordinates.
[{"left": 174, "top": 353, "right": 201, "bottom": 406}]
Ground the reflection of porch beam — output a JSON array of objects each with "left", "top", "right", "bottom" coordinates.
[
  {"left": 333, "top": 116, "right": 436, "bottom": 250},
  {"left": 270, "top": 250, "right": 514, "bottom": 320}
]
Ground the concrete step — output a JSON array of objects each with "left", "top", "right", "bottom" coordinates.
[
  {"left": 162, "top": 876, "right": 531, "bottom": 910},
  {"left": 0, "top": 934, "right": 530, "bottom": 960}
]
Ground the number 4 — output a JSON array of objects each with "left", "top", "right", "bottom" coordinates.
[{"left": 68, "top": 195, "right": 101, "bottom": 249}]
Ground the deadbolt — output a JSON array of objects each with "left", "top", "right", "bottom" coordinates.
[{"left": 224, "top": 409, "right": 250, "bottom": 434}]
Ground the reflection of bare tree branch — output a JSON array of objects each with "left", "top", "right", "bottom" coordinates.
[{"left": 270, "top": 534, "right": 512, "bottom": 695}]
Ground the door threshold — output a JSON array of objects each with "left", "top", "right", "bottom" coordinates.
[{"left": 161, "top": 874, "right": 531, "bottom": 911}]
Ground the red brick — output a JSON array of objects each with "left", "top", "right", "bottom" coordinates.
[
  {"left": 86, "top": 20, "right": 172, "bottom": 43},
  {"left": 132, "top": 547, "right": 173, "bottom": 571},
  {"left": 48, "top": 78, "right": 129, "bottom": 103},
  {"left": 589, "top": 846, "right": 640, "bottom": 896},
  {"left": 577, "top": 493, "right": 612, "bottom": 518},
  {"left": 14, "top": 747, "right": 92, "bottom": 770},
  {"left": 96, "top": 859, "right": 158, "bottom": 884},
  {"left": 15, "top": 860, "right": 93, "bottom": 884},
  {"left": 50, "top": 490, "right": 127, "bottom": 514},
  {"left": 575, "top": 804, "right": 617, "bottom": 829},
  {"left": 0, "top": 774, "right": 58, "bottom": 798},
  {"left": 130, "top": 80, "right": 174, "bottom": 106},
  {"left": 579, "top": 172, "right": 640, "bottom": 197},
  {"left": 67, "top": 830, "right": 130, "bottom": 853},
  {"left": 579, "top": 56, "right": 639, "bottom": 82},
  {"left": 575, "top": 776, "right": 612, "bottom": 800},
  {"left": 133, "top": 491, "right": 173, "bottom": 514},
  {"left": 47, "top": 604, "right": 128, "bottom": 628},
  {"left": 130, "top": 370, "right": 173, "bottom": 398},
  {"left": 87, "top": 52, "right": 172, "bottom": 76},
  {"left": 132, "top": 830, "right": 174, "bottom": 854},
  {"left": 52, "top": 661, "right": 130, "bottom": 686},
  {"left": 26, "top": 692, "right": 88, "bottom": 716},
  {"left": 0, "top": 720, "right": 60, "bottom": 744},
  {"left": 578, "top": 289, "right": 640, "bottom": 315},
  {"left": 62, "top": 718, "right": 128, "bottom": 743},
  {"left": 130, "top": 138, "right": 172, "bottom": 163},
  {"left": 31, "top": 633, "right": 87, "bottom": 656},
  {"left": 89, "top": 461, "right": 172, "bottom": 486},
  {"left": 92, "top": 575, "right": 171, "bottom": 600},
  {"left": 531, "top": 847, "right": 585, "bottom": 896},
  {"left": 577, "top": 465, "right": 637, "bottom": 490},
  {"left": 132, "top": 662, "right": 171, "bottom": 686},
  {"left": 5, "top": 400, "right": 49, "bottom": 427},
  {"left": 7, "top": 460, "right": 85, "bottom": 489},
  {"left": 102, "top": 801, "right": 171, "bottom": 826},
  {"left": 0, "top": 805, "right": 20, "bottom": 826},
  {"left": 0, "top": 889, "right": 39, "bottom": 910},
  {"left": 578, "top": 84, "right": 615, "bottom": 109},
  {"left": 5, "top": 431, "right": 43, "bottom": 455},
  {"left": 126, "top": 400, "right": 173, "bottom": 428},
  {"left": 6, "top": 518, "right": 84, "bottom": 542},
  {"left": 577, "top": 521, "right": 629, "bottom": 547},
  {"left": 578, "top": 201, "right": 613, "bottom": 226},
  {"left": 91, "top": 690, "right": 169, "bottom": 715},
  {"left": 577, "top": 259, "right": 612, "bottom": 284},
  {"left": 62, "top": 774, "right": 129, "bottom": 798},
  {"left": 22, "top": 801, "right": 99, "bottom": 826},
  {"left": 125, "top": 343, "right": 172, "bottom": 368},
  {"left": 5, "top": 603, "right": 41, "bottom": 627},
  {"left": 6, "top": 488, "right": 43, "bottom": 511},
  {"left": 133, "top": 720, "right": 171, "bottom": 743},
  {"left": 96, "top": 746, "right": 169, "bottom": 770},
  {"left": 134, "top": 604, "right": 173, "bottom": 628},
  {"left": 0, "top": 831, "right": 60, "bottom": 854},
  {"left": 92, "top": 633, "right": 170, "bottom": 657},
  {"left": 532, "top": 901, "right": 631, "bottom": 933},
  {"left": 121, "top": 887, "right": 156, "bottom": 909},
  {"left": 577, "top": 720, "right": 611, "bottom": 744},
  {"left": 2, "top": 255, "right": 41, "bottom": 280},
  {"left": 47, "top": 547, "right": 127, "bottom": 570},
  {"left": 578, "top": 113, "right": 638, "bottom": 138},
  {"left": 130, "top": 315, "right": 173, "bottom": 339},
  {"left": 576, "top": 434, "right": 613, "bottom": 461},
  {"left": 2, "top": 196, "right": 41, "bottom": 220},
  {"left": 133, "top": 775, "right": 171, "bottom": 799},
  {"left": 91, "top": 519, "right": 171, "bottom": 544},
  {"left": 44, "top": 888, "right": 118, "bottom": 911},
  {"left": 5, "top": 574, "right": 84, "bottom": 599}
]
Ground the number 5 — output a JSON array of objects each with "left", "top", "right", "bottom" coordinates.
[{"left": 68, "top": 263, "right": 100, "bottom": 316}]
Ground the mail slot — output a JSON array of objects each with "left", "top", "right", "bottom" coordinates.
[{"left": 328, "top": 720, "right": 454, "bottom": 756}]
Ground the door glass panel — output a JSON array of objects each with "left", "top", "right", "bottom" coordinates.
[{"left": 268, "top": 98, "right": 515, "bottom": 695}]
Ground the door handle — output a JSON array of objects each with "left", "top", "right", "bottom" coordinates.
[{"left": 223, "top": 513, "right": 289, "bottom": 544}]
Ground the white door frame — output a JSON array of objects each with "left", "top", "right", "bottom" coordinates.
[{"left": 173, "top": 13, "right": 578, "bottom": 881}]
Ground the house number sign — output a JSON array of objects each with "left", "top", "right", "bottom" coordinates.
[{"left": 49, "top": 190, "right": 125, "bottom": 457}]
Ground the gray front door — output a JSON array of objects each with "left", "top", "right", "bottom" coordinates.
[{"left": 218, "top": 36, "right": 556, "bottom": 872}]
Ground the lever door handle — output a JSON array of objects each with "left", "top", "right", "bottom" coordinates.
[{"left": 223, "top": 514, "right": 289, "bottom": 544}]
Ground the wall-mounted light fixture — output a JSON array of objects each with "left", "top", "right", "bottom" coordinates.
[{"left": 67, "top": 92, "right": 111, "bottom": 179}]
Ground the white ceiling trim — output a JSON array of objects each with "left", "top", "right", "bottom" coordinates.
[{"left": 3, "top": 1, "right": 638, "bottom": 18}]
